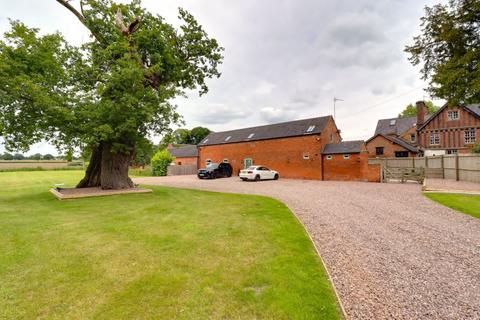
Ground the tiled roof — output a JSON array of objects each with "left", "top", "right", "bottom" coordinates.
[
  {"left": 465, "top": 104, "right": 480, "bottom": 117},
  {"left": 375, "top": 117, "right": 417, "bottom": 136},
  {"left": 367, "top": 134, "right": 418, "bottom": 153},
  {"left": 199, "top": 116, "right": 332, "bottom": 146},
  {"left": 322, "top": 140, "right": 364, "bottom": 154},
  {"left": 167, "top": 144, "right": 198, "bottom": 157}
]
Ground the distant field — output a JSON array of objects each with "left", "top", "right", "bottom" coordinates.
[
  {"left": 0, "top": 171, "right": 340, "bottom": 319},
  {"left": 0, "top": 160, "right": 84, "bottom": 171}
]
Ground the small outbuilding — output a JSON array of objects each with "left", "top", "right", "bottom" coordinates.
[
  {"left": 322, "top": 140, "right": 380, "bottom": 182},
  {"left": 167, "top": 144, "right": 199, "bottom": 166}
]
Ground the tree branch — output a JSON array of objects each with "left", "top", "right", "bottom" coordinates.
[{"left": 55, "top": 0, "right": 103, "bottom": 43}]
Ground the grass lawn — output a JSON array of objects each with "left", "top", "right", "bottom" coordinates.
[
  {"left": 0, "top": 171, "right": 340, "bottom": 319},
  {"left": 425, "top": 193, "right": 480, "bottom": 219}
]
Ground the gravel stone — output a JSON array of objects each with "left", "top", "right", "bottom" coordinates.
[{"left": 134, "top": 176, "right": 480, "bottom": 320}]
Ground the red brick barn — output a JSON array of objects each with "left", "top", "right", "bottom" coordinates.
[
  {"left": 322, "top": 141, "right": 381, "bottom": 182},
  {"left": 198, "top": 116, "right": 341, "bottom": 179},
  {"left": 167, "top": 144, "right": 198, "bottom": 166}
]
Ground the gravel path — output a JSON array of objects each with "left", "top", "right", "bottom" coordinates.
[{"left": 134, "top": 176, "right": 480, "bottom": 319}]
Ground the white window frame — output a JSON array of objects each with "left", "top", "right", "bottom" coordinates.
[
  {"left": 205, "top": 159, "right": 212, "bottom": 165},
  {"left": 202, "top": 138, "right": 209, "bottom": 144},
  {"left": 224, "top": 136, "right": 231, "bottom": 142},
  {"left": 223, "top": 159, "right": 229, "bottom": 163},
  {"left": 464, "top": 128, "right": 476, "bottom": 144},
  {"left": 410, "top": 134, "right": 416, "bottom": 143},
  {"left": 447, "top": 110, "right": 459, "bottom": 121},
  {"left": 389, "top": 119, "right": 396, "bottom": 126},
  {"left": 306, "top": 125, "right": 315, "bottom": 133},
  {"left": 343, "top": 154, "right": 350, "bottom": 160},
  {"left": 303, "top": 152, "right": 310, "bottom": 160},
  {"left": 429, "top": 132, "right": 440, "bottom": 145},
  {"left": 447, "top": 149, "right": 458, "bottom": 155},
  {"left": 247, "top": 133, "right": 255, "bottom": 139},
  {"left": 326, "top": 155, "right": 333, "bottom": 160},
  {"left": 244, "top": 158, "right": 253, "bottom": 169}
]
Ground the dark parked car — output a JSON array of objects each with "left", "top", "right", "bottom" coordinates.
[{"left": 197, "top": 163, "right": 233, "bottom": 179}]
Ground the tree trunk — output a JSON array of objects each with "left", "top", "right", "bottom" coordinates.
[
  {"left": 77, "top": 142, "right": 134, "bottom": 190},
  {"left": 99, "top": 142, "right": 134, "bottom": 189},
  {"left": 76, "top": 144, "right": 103, "bottom": 188}
]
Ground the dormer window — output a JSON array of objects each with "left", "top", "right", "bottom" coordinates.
[
  {"left": 247, "top": 133, "right": 255, "bottom": 139},
  {"left": 306, "top": 125, "right": 315, "bottom": 133},
  {"left": 390, "top": 119, "right": 396, "bottom": 126},
  {"left": 224, "top": 136, "right": 231, "bottom": 142}
]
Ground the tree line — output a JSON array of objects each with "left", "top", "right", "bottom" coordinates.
[{"left": 0, "top": 152, "right": 59, "bottom": 161}]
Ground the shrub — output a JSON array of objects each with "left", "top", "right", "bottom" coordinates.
[
  {"left": 151, "top": 149, "right": 174, "bottom": 176},
  {"left": 472, "top": 144, "right": 480, "bottom": 154}
]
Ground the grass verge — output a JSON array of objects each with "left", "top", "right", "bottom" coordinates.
[
  {"left": 0, "top": 171, "right": 340, "bottom": 319},
  {"left": 425, "top": 192, "right": 480, "bottom": 219}
]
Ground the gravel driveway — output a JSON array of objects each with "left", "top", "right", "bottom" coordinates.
[{"left": 134, "top": 176, "right": 480, "bottom": 319}]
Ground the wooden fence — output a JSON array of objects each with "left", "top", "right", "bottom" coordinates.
[
  {"left": 167, "top": 164, "right": 197, "bottom": 176},
  {"left": 369, "top": 154, "right": 480, "bottom": 183}
]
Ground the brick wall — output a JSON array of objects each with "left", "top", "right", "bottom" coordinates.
[
  {"left": 366, "top": 135, "right": 416, "bottom": 158},
  {"left": 198, "top": 119, "right": 341, "bottom": 180},
  {"left": 322, "top": 152, "right": 381, "bottom": 182},
  {"left": 174, "top": 156, "right": 197, "bottom": 166}
]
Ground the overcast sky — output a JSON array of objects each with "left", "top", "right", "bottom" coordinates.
[{"left": 0, "top": 0, "right": 445, "bottom": 155}]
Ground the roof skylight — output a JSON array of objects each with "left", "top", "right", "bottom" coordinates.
[
  {"left": 202, "top": 138, "right": 209, "bottom": 144},
  {"left": 225, "top": 136, "right": 231, "bottom": 142},
  {"left": 247, "top": 133, "right": 255, "bottom": 139},
  {"left": 306, "top": 125, "right": 316, "bottom": 133},
  {"left": 390, "top": 120, "right": 396, "bottom": 126}
]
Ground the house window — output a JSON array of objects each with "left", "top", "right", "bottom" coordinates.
[
  {"left": 375, "top": 147, "right": 384, "bottom": 156},
  {"left": 465, "top": 128, "right": 476, "bottom": 144},
  {"left": 177, "top": 161, "right": 182, "bottom": 165},
  {"left": 244, "top": 158, "right": 253, "bottom": 168},
  {"left": 447, "top": 110, "right": 459, "bottom": 120},
  {"left": 410, "top": 134, "right": 416, "bottom": 143},
  {"left": 429, "top": 132, "right": 440, "bottom": 145},
  {"left": 206, "top": 159, "right": 212, "bottom": 165},
  {"left": 390, "top": 119, "right": 396, "bottom": 126},
  {"left": 223, "top": 159, "right": 229, "bottom": 163},
  {"left": 395, "top": 151, "right": 408, "bottom": 158},
  {"left": 326, "top": 155, "right": 333, "bottom": 160},
  {"left": 224, "top": 136, "right": 231, "bottom": 142},
  {"left": 330, "top": 134, "right": 333, "bottom": 143},
  {"left": 343, "top": 154, "right": 350, "bottom": 160},
  {"left": 247, "top": 133, "right": 255, "bottom": 139},
  {"left": 303, "top": 152, "right": 310, "bottom": 160},
  {"left": 306, "top": 125, "right": 316, "bottom": 133},
  {"left": 447, "top": 149, "right": 458, "bottom": 155}
]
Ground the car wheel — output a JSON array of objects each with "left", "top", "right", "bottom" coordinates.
[
  {"left": 274, "top": 174, "right": 279, "bottom": 180},
  {"left": 241, "top": 178, "right": 247, "bottom": 181},
  {"left": 254, "top": 175, "right": 260, "bottom": 182}
]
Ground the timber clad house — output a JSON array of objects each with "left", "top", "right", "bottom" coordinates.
[
  {"left": 367, "top": 101, "right": 480, "bottom": 158},
  {"left": 196, "top": 116, "right": 380, "bottom": 181}
]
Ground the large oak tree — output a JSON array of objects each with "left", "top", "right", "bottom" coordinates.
[
  {"left": 405, "top": 0, "right": 480, "bottom": 105},
  {"left": 0, "top": 0, "right": 223, "bottom": 189}
]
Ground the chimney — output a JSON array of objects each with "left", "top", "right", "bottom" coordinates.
[{"left": 416, "top": 101, "right": 428, "bottom": 128}]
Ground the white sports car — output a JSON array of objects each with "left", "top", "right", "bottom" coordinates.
[{"left": 239, "top": 166, "right": 279, "bottom": 181}]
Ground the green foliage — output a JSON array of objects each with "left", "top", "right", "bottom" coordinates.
[
  {"left": 0, "top": 1, "right": 223, "bottom": 157},
  {"left": 398, "top": 101, "right": 440, "bottom": 118},
  {"left": 0, "top": 152, "right": 13, "bottom": 160},
  {"left": 161, "top": 126, "right": 211, "bottom": 146},
  {"left": 29, "top": 153, "right": 42, "bottom": 160},
  {"left": 472, "top": 144, "right": 480, "bottom": 154},
  {"left": 132, "top": 137, "right": 154, "bottom": 166},
  {"left": 13, "top": 153, "right": 25, "bottom": 160},
  {"left": 42, "top": 154, "right": 55, "bottom": 160},
  {"left": 151, "top": 149, "right": 174, "bottom": 176},
  {"left": 405, "top": 0, "right": 480, "bottom": 104},
  {"left": 189, "top": 126, "right": 212, "bottom": 144}
]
